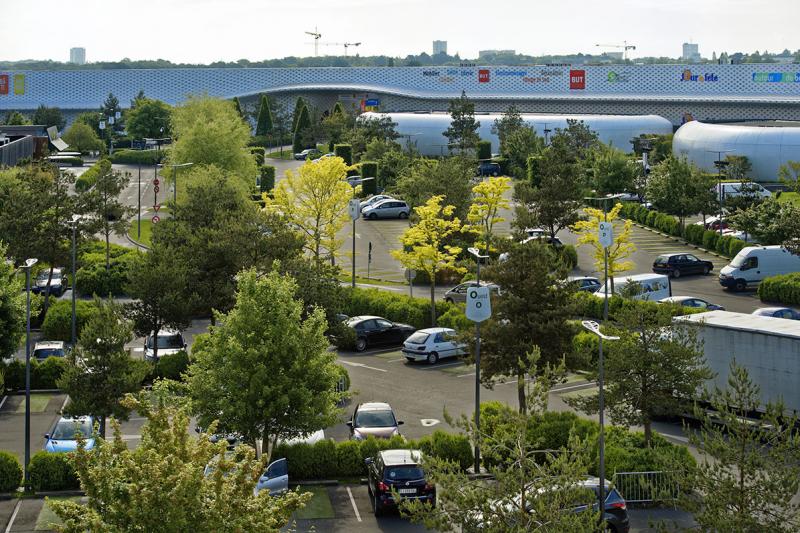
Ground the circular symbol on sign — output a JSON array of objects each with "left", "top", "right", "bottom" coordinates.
[
  {"left": 153, "top": 185, "right": 160, "bottom": 193},
  {"left": 469, "top": 290, "right": 478, "bottom": 298},
  {"left": 153, "top": 178, "right": 160, "bottom": 186},
  {"left": 475, "top": 302, "right": 482, "bottom": 308},
  {"left": 151, "top": 215, "right": 160, "bottom": 224}
]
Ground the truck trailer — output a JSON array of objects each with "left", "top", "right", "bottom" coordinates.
[{"left": 674, "top": 310, "right": 800, "bottom": 415}]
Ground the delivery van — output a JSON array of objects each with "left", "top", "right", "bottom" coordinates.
[
  {"left": 594, "top": 273, "right": 672, "bottom": 301},
  {"left": 719, "top": 245, "right": 800, "bottom": 291}
]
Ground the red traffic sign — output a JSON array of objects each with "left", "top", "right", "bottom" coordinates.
[
  {"left": 153, "top": 178, "right": 160, "bottom": 186},
  {"left": 153, "top": 204, "right": 161, "bottom": 212},
  {"left": 153, "top": 185, "right": 160, "bottom": 193},
  {"left": 151, "top": 215, "right": 161, "bottom": 224}
]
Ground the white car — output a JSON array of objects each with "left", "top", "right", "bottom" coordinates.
[
  {"left": 402, "top": 327, "right": 466, "bottom": 364},
  {"left": 144, "top": 329, "right": 187, "bottom": 361},
  {"left": 361, "top": 199, "right": 410, "bottom": 220},
  {"left": 360, "top": 194, "right": 393, "bottom": 210}
]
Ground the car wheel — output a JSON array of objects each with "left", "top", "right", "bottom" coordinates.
[
  {"left": 703, "top": 265, "right": 711, "bottom": 275},
  {"left": 398, "top": 211, "right": 409, "bottom": 219},
  {"left": 427, "top": 352, "right": 439, "bottom": 365},
  {"left": 672, "top": 269, "right": 681, "bottom": 279},
  {"left": 355, "top": 337, "right": 368, "bottom": 352},
  {"left": 405, "top": 357, "right": 414, "bottom": 363},
  {"left": 368, "top": 213, "right": 378, "bottom": 220},
  {"left": 735, "top": 279, "right": 747, "bottom": 292},
  {"left": 373, "top": 493, "right": 382, "bottom": 517},
  {"left": 445, "top": 297, "right": 454, "bottom": 304},
  {"left": 492, "top": 171, "right": 499, "bottom": 177}
]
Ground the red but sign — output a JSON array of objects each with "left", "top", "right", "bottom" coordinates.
[
  {"left": 478, "top": 69, "right": 490, "bottom": 83},
  {"left": 569, "top": 70, "right": 586, "bottom": 90},
  {"left": 0, "top": 75, "right": 8, "bottom": 95}
]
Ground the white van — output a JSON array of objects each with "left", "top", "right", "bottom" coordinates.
[
  {"left": 719, "top": 245, "right": 800, "bottom": 291},
  {"left": 713, "top": 182, "right": 771, "bottom": 200},
  {"left": 594, "top": 273, "right": 672, "bottom": 301}
]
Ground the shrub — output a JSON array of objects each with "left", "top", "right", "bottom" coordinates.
[
  {"left": 75, "top": 158, "right": 111, "bottom": 192},
  {"left": 342, "top": 287, "right": 456, "bottom": 330},
  {"left": 249, "top": 147, "right": 266, "bottom": 167},
  {"left": 334, "top": 144, "right": 353, "bottom": 166},
  {"left": 28, "top": 451, "right": 79, "bottom": 491},
  {"left": 645, "top": 210, "right": 658, "bottom": 227},
  {"left": 683, "top": 223, "right": 704, "bottom": 245},
  {"left": 32, "top": 357, "right": 68, "bottom": 389},
  {"left": 715, "top": 235, "right": 733, "bottom": 256},
  {"left": 42, "top": 299, "right": 100, "bottom": 342},
  {"left": 476, "top": 140, "right": 492, "bottom": 161},
  {"left": 728, "top": 238, "right": 748, "bottom": 258},
  {"left": 360, "top": 161, "right": 378, "bottom": 195},
  {"left": 417, "top": 430, "right": 473, "bottom": 470},
  {"left": 151, "top": 351, "right": 189, "bottom": 382},
  {"left": 558, "top": 245, "right": 578, "bottom": 269},
  {"left": 493, "top": 157, "right": 509, "bottom": 175},
  {"left": 75, "top": 244, "right": 138, "bottom": 297},
  {"left": 259, "top": 166, "right": 275, "bottom": 193},
  {"left": 759, "top": 272, "right": 800, "bottom": 306},
  {"left": 0, "top": 451, "right": 22, "bottom": 493},
  {"left": 108, "top": 149, "right": 165, "bottom": 165},
  {"left": 53, "top": 156, "right": 84, "bottom": 167},
  {"left": 526, "top": 156, "right": 542, "bottom": 187},
  {"left": 437, "top": 305, "right": 471, "bottom": 331},
  {"left": 702, "top": 230, "right": 719, "bottom": 252}
]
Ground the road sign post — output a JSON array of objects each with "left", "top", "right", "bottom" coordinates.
[
  {"left": 466, "top": 283, "right": 491, "bottom": 473},
  {"left": 596, "top": 217, "right": 614, "bottom": 514},
  {"left": 349, "top": 198, "right": 360, "bottom": 288},
  {"left": 405, "top": 268, "right": 416, "bottom": 297},
  {"left": 367, "top": 241, "right": 372, "bottom": 279}
]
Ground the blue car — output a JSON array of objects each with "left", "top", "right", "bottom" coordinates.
[{"left": 44, "top": 416, "right": 95, "bottom": 453}]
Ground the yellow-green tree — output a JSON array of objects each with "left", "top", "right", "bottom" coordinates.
[
  {"left": 571, "top": 202, "right": 635, "bottom": 292},
  {"left": 392, "top": 196, "right": 465, "bottom": 325},
  {"left": 265, "top": 157, "right": 352, "bottom": 264},
  {"left": 467, "top": 176, "right": 511, "bottom": 255}
]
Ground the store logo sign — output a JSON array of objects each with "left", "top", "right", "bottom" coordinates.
[
  {"left": 607, "top": 71, "right": 630, "bottom": 83},
  {"left": 680, "top": 69, "right": 719, "bottom": 82},
  {"left": 570, "top": 70, "right": 586, "bottom": 89},
  {"left": 478, "top": 69, "right": 490, "bottom": 83},
  {"left": 752, "top": 72, "right": 800, "bottom": 83},
  {"left": 0, "top": 75, "right": 8, "bottom": 95}
]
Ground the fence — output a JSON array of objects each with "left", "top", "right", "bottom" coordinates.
[
  {"left": 0, "top": 135, "right": 34, "bottom": 166},
  {"left": 612, "top": 471, "right": 680, "bottom": 505}
]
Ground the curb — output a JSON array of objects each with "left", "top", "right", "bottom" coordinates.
[
  {"left": 294, "top": 480, "right": 340, "bottom": 486},
  {"left": 125, "top": 233, "right": 150, "bottom": 251}
]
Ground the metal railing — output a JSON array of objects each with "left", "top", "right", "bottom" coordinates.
[
  {"left": 0, "top": 135, "right": 34, "bottom": 166},
  {"left": 612, "top": 471, "right": 680, "bottom": 504}
]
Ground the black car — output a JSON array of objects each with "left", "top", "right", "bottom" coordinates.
[
  {"left": 652, "top": 253, "right": 713, "bottom": 278},
  {"left": 575, "top": 479, "right": 630, "bottom": 533},
  {"left": 32, "top": 268, "right": 68, "bottom": 297},
  {"left": 346, "top": 316, "right": 415, "bottom": 352},
  {"left": 366, "top": 449, "right": 435, "bottom": 516},
  {"left": 568, "top": 276, "right": 602, "bottom": 293},
  {"left": 477, "top": 161, "right": 501, "bottom": 177}
]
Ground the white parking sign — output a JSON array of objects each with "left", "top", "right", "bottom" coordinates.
[
  {"left": 466, "top": 286, "right": 491, "bottom": 322},
  {"left": 599, "top": 221, "right": 614, "bottom": 249}
]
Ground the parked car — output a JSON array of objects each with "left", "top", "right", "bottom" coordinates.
[
  {"left": 721, "top": 229, "right": 757, "bottom": 243},
  {"left": 44, "top": 416, "right": 95, "bottom": 453},
  {"left": 204, "top": 450, "right": 289, "bottom": 497},
  {"left": 347, "top": 402, "right": 403, "bottom": 440},
  {"left": 311, "top": 153, "right": 335, "bottom": 163},
  {"left": 719, "top": 245, "right": 800, "bottom": 291},
  {"left": 652, "top": 253, "right": 714, "bottom": 278},
  {"left": 366, "top": 449, "right": 435, "bottom": 516},
  {"left": 345, "top": 174, "right": 365, "bottom": 187},
  {"left": 443, "top": 281, "right": 500, "bottom": 304},
  {"left": 144, "top": 329, "right": 187, "bottom": 361},
  {"left": 694, "top": 215, "right": 729, "bottom": 231},
  {"left": 33, "top": 341, "right": 66, "bottom": 361},
  {"left": 595, "top": 273, "right": 671, "bottom": 302},
  {"left": 294, "top": 148, "right": 321, "bottom": 160},
  {"left": 32, "top": 268, "right": 68, "bottom": 297},
  {"left": 659, "top": 296, "right": 725, "bottom": 311},
  {"left": 567, "top": 276, "right": 602, "bottom": 293},
  {"left": 477, "top": 161, "right": 501, "bottom": 177},
  {"left": 360, "top": 194, "right": 394, "bottom": 210},
  {"left": 402, "top": 327, "right": 466, "bottom": 364},
  {"left": 752, "top": 307, "right": 800, "bottom": 320},
  {"left": 713, "top": 182, "right": 772, "bottom": 200},
  {"left": 345, "top": 316, "right": 415, "bottom": 352},
  {"left": 361, "top": 199, "right": 410, "bottom": 220}
]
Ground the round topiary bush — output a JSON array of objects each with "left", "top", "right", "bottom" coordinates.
[
  {"left": 28, "top": 451, "right": 79, "bottom": 491},
  {"left": 0, "top": 451, "right": 22, "bottom": 493}
]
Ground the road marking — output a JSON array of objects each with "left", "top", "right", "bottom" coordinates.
[
  {"left": 387, "top": 358, "right": 406, "bottom": 363},
  {"left": 132, "top": 347, "right": 144, "bottom": 353},
  {"left": 419, "top": 361, "right": 463, "bottom": 370},
  {"left": 420, "top": 419, "right": 440, "bottom": 427},
  {"left": 659, "top": 432, "right": 689, "bottom": 443},
  {"left": 4, "top": 499, "right": 21, "bottom": 533},
  {"left": 339, "top": 360, "right": 387, "bottom": 372},
  {"left": 121, "top": 434, "right": 141, "bottom": 441},
  {"left": 60, "top": 395, "right": 69, "bottom": 414},
  {"left": 552, "top": 382, "right": 596, "bottom": 393},
  {"left": 346, "top": 486, "right": 362, "bottom": 522},
  {"left": 0, "top": 395, "right": 7, "bottom": 411},
  {"left": 457, "top": 372, "right": 476, "bottom": 378}
]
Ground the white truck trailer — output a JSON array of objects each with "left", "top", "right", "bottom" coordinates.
[{"left": 674, "top": 310, "right": 800, "bottom": 415}]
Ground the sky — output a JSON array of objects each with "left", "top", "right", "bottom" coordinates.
[{"left": 1, "top": 0, "right": 797, "bottom": 63}]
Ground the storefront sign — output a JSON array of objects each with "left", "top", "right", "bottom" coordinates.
[
  {"left": 607, "top": 71, "right": 631, "bottom": 83},
  {"left": 478, "top": 69, "right": 490, "bottom": 83},
  {"left": 680, "top": 70, "right": 719, "bottom": 82},
  {"left": 13, "top": 74, "right": 24, "bottom": 95},
  {"left": 752, "top": 72, "right": 800, "bottom": 83},
  {"left": 0, "top": 75, "right": 7, "bottom": 95},
  {"left": 570, "top": 70, "right": 586, "bottom": 89}
]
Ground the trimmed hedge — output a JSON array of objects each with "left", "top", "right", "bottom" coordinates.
[
  {"left": 109, "top": 149, "right": 165, "bottom": 165},
  {"left": 150, "top": 351, "right": 190, "bottom": 382},
  {"left": 42, "top": 299, "right": 100, "bottom": 342},
  {"left": 342, "top": 287, "right": 457, "bottom": 330},
  {"left": 259, "top": 165, "right": 276, "bottom": 193},
  {"left": 76, "top": 245, "right": 139, "bottom": 297},
  {"left": 250, "top": 147, "right": 266, "bottom": 167},
  {"left": 272, "top": 431, "right": 472, "bottom": 480},
  {"left": 758, "top": 272, "right": 800, "bottom": 306},
  {"left": 333, "top": 144, "right": 353, "bottom": 166},
  {"left": 572, "top": 290, "right": 704, "bottom": 322},
  {"left": 0, "top": 451, "right": 22, "bottom": 493},
  {"left": 360, "top": 161, "right": 378, "bottom": 196},
  {"left": 53, "top": 156, "right": 84, "bottom": 167},
  {"left": 476, "top": 140, "right": 492, "bottom": 161},
  {"left": 75, "top": 158, "right": 111, "bottom": 192},
  {"left": 28, "top": 451, "right": 79, "bottom": 491},
  {"left": 2, "top": 357, "right": 68, "bottom": 390}
]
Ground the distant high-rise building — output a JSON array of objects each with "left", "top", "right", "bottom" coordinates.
[
  {"left": 69, "top": 47, "right": 86, "bottom": 65},
  {"left": 432, "top": 40, "right": 447, "bottom": 56},
  {"left": 682, "top": 42, "right": 700, "bottom": 62},
  {"left": 478, "top": 49, "right": 515, "bottom": 58}
]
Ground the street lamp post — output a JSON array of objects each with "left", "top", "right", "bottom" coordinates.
[
  {"left": 705, "top": 150, "right": 732, "bottom": 235},
  {"left": 467, "top": 246, "right": 490, "bottom": 474},
  {"left": 170, "top": 163, "right": 194, "bottom": 205},
  {"left": 137, "top": 161, "right": 142, "bottom": 239},
  {"left": 348, "top": 178, "right": 373, "bottom": 288},
  {"left": 68, "top": 215, "right": 81, "bottom": 346},
  {"left": 21, "top": 257, "right": 38, "bottom": 491}
]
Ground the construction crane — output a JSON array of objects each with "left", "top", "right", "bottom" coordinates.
[
  {"left": 595, "top": 41, "right": 636, "bottom": 60},
  {"left": 305, "top": 27, "right": 322, "bottom": 56},
  {"left": 312, "top": 41, "right": 363, "bottom": 56}
]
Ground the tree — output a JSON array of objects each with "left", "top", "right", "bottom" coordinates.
[
  {"left": 679, "top": 362, "right": 800, "bottom": 532},
  {"left": 291, "top": 96, "right": 307, "bottom": 133},
  {"left": 73, "top": 112, "right": 102, "bottom": 138},
  {"left": 255, "top": 94, "right": 274, "bottom": 136},
  {"left": 491, "top": 106, "right": 543, "bottom": 178},
  {"left": 443, "top": 90, "right": 480, "bottom": 153},
  {"left": 2, "top": 111, "right": 30, "bottom": 125},
  {"left": 467, "top": 176, "right": 511, "bottom": 255},
  {"left": 728, "top": 197, "right": 800, "bottom": 245},
  {"left": 292, "top": 103, "right": 312, "bottom": 154},
  {"left": 568, "top": 302, "right": 710, "bottom": 446},
  {"left": 32, "top": 104, "right": 65, "bottom": 130},
  {"left": 188, "top": 269, "right": 343, "bottom": 459},
  {"left": 57, "top": 299, "right": 148, "bottom": 437},
  {"left": 479, "top": 241, "right": 575, "bottom": 412},
  {"left": 491, "top": 105, "right": 524, "bottom": 150},
  {"left": 265, "top": 156, "right": 352, "bottom": 264},
  {"left": 393, "top": 157, "right": 474, "bottom": 220},
  {"left": 49, "top": 396, "right": 310, "bottom": 531},
  {"left": 125, "top": 97, "right": 172, "bottom": 140},
  {"left": 391, "top": 196, "right": 464, "bottom": 326},
  {"left": 170, "top": 95, "right": 256, "bottom": 184},
  {"left": 62, "top": 122, "right": 103, "bottom": 154},
  {"left": 0, "top": 242, "right": 27, "bottom": 360},
  {"left": 130, "top": 89, "right": 147, "bottom": 109},
  {"left": 84, "top": 167, "right": 134, "bottom": 270},
  {"left": 125, "top": 245, "right": 195, "bottom": 360},
  {"left": 232, "top": 95, "right": 245, "bottom": 120},
  {"left": 647, "top": 155, "right": 715, "bottom": 230},
  {"left": 268, "top": 99, "right": 291, "bottom": 154},
  {"left": 343, "top": 115, "right": 401, "bottom": 160},
  {"left": 321, "top": 110, "right": 353, "bottom": 151},
  {"left": 571, "top": 202, "right": 636, "bottom": 291},
  {"left": 100, "top": 92, "right": 123, "bottom": 133},
  {"left": 513, "top": 175, "right": 581, "bottom": 241},
  {"left": 589, "top": 145, "right": 639, "bottom": 194}
]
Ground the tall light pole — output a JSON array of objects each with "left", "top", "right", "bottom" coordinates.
[
  {"left": 137, "top": 160, "right": 142, "bottom": 239},
  {"left": 348, "top": 178, "right": 373, "bottom": 287},
  {"left": 467, "top": 246, "right": 490, "bottom": 474},
  {"left": 170, "top": 162, "right": 194, "bottom": 205},
  {"left": 68, "top": 215, "right": 81, "bottom": 346},
  {"left": 706, "top": 150, "right": 732, "bottom": 235},
  {"left": 21, "top": 257, "right": 38, "bottom": 491}
]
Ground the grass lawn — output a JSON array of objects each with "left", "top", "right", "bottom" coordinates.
[
  {"left": 35, "top": 497, "right": 81, "bottom": 531},
  {"left": 294, "top": 486, "right": 335, "bottom": 520},
  {"left": 777, "top": 191, "right": 800, "bottom": 207},
  {"left": 337, "top": 273, "right": 407, "bottom": 288},
  {"left": 266, "top": 149, "right": 293, "bottom": 160},
  {"left": 127, "top": 208, "right": 170, "bottom": 247},
  {"left": 17, "top": 393, "right": 54, "bottom": 414}
]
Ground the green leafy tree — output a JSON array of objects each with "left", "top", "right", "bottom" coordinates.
[
  {"left": 491, "top": 106, "right": 544, "bottom": 178},
  {"left": 491, "top": 105, "right": 524, "bottom": 150},
  {"left": 728, "top": 197, "right": 800, "bottom": 245},
  {"left": 32, "top": 104, "right": 65, "bottom": 130},
  {"left": 232, "top": 96, "right": 245, "bottom": 119},
  {"left": 291, "top": 96, "right": 307, "bottom": 132},
  {"left": 647, "top": 155, "right": 716, "bottom": 230},
  {"left": 589, "top": 145, "right": 639, "bottom": 194},
  {"left": 467, "top": 176, "right": 511, "bottom": 255},
  {"left": 62, "top": 122, "right": 103, "bottom": 154},
  {"left": 125, "top": 98, "right": 172, "bottom": 139},
  {"left": 130, "top": 89, "right": 147, "bottom": 109},
  {"left": 679, "top": 362, "right": 800, "bottom": 532},
  {"left": 49, "top": 396, "right": 310, "bottom": 532},
  {"left": 83, "top": 167, "right": 135, "bottom": 270},
  {"left": 73, "top": 112, "right": 102, "bottom": 138},
  {"left": 443, "top": 90, "right": 480, "bottom": 153},
  {"left": 342, "top": 115, "right": 400, "bottom": 159},
  {"left": 100, "top": 92, "right": 123, "bottom": 134},
  {"left": 188, "top": 269, "right": 343, "bottom": 459},
  {"left": 393, "top": 157, "right": 474, "bottom": 220},
  {"left": 2, "top": 111, "right": 30, "bottom": 125},
  {"left": 292, "top": 103, "right": 311, "bottom": 154},
  {"left": 57, "top": 299, "right": 149, "bottom": 437},
  {"left": 268, "top": 99, "right": 292, "bottom": 154},
  {"left": 321, "top": 110, "right": 353, "bottom": 151},
  {"left": 255, "top": 94, "right": 274, "bottom": 136},
  {"left": 0, "top": 242, "right": 27, "bottom": 360}
]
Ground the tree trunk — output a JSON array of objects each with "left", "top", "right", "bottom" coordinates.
[
  {"left": 105, "top": 230, "right": 111, "bottom": 271},
  {"left": 153, "top": 329, "right": 159, "bottom": 360},
  {"left": 644, "top": 420, "right": 652, "bottom": 447},
  {"left": 43, "top": 266, "right": 55, "bottom": 315},
  {"left": 517, "top": 369, "right": 526, "bottom": 414},
  {"left": 98, "top": 415, "right": 106, "bottom": 440},
  {"left": 430, "top": 270, "right": 436, "bottom": 326}
]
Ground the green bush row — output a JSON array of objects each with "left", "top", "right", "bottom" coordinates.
[
  {"left": 76, "top": 248, "right": 139, "bottom": 297},
  {"left": 272, "top": 430, "right": 472, "bottom": 480},
  {"left": 41, "top": 299, "right": 100, "bottom": 342},
  {"left": 53, "top": 156, "right": 84, "bottom": 167},
  {"left": 29, "top": 451, "right": 79, "bottom": 491},
  {"left": 259, "top": 165, "right": 275, "bottom": 193},
  {"left": 109, "top": 149, "right": 165, "bottom": 165},
  {"left": 341, "top": 287, "right": 456, "bottom": 331},
  {"left": 0, "top": 451, "right": 21, "bottom": 493},
  {"left": 75, "top": 158, "right": 111, "bottom": 192},
  {"left": 148, "top": 351, "right": 190, "bottom": 382},
  {"left": 758, "top": 272, "right": 800, "bottom": 306},
  {"left": 1, "top": 357, "right": 68, "bottom": 391},
  {"left": 572, "top": 291, "right": 703, "bottom": 322}
]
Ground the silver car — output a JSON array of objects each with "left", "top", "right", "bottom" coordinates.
[
  {"left": 362, "top": 199, "right": 410, "bottom": 220},
  {"left": 360, "top": 194, "right": 394, "bottom": 210},
  {"left": 443, "top": 281, "right": 500, "bottom": 304}
]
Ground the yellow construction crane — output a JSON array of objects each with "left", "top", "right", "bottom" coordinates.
[{"left": 595, "top": 41, "right": 636, "bottom": 60}]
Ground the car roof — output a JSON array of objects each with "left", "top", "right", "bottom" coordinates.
[
  {"left": 753, "top": 307, "right": 792, "bottom": 313},
  {"left": 567, "top": 276, "right": 599, "bottom": 282},
  {"left": 348, "top": 315, "right": 383, "bottom": 322},
  {"left": 372, "top": 198, "right": 405, "bottom": 206},
  {"left": 35, "top": 341, "right": 64, "bottom": 349},
  {"left": 415, "top": 327, "right": 454, "bottom": 334},
  {"left": 56, "top": 415, "right": 92, "bottom": 423},
  {"left": 379, "top": 448, "right": 423, "bottom": 466},
  {"left": 660, "top": 296, "right": 694, "bottom": 303},
  {"left": 149, "top": 329, "right": 182, "bottom": 336},
  {"left": 357, "top": 402, "right": 393, "bottom": 412},
  {"left": 656, "top": 252, "right": 686, "bottom": 258}
]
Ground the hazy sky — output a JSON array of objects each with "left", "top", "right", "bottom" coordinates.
[{"left": 2, "top": 0, "right": 797, "bottom": 63}]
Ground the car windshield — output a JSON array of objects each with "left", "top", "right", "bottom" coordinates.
[
  {"left": 385, "top": 466, "right": 424, "bottom": 481},
  {"left": 51, "top": 419, "right": 93, "bottom": 440},
  {"left": 355, "top": 410, "right": 396, "bottom": 428},
  {"left": 34, "top": 348, "right": 63, "bottom": 358},
  {"left": 730, "top": 255, "right": 747, "bottom": 268},
  {"left": 406, "top": 332, "right": 429, "bottom": 344},
  {"left": 654, "top": 255, "right": 669, "bottom": 265},
  {"left": 147, "top": 334, "right": 184, "bottom": 349}
]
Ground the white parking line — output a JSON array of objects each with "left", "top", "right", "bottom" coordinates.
[
  {"left": 346, "top": 486, "right": 362, "bottom": 522},
  {"left": 551, "top": 382, "right": 596, "bottom": 393},
  {"left": 457, "top": 372, "right": 476, "bottom": 378},
  {"left": 4, "top": 499, "right": 21, "bottom": 533},
  {"left": 419, "top": 362, "right": 463, "bottom": 370},
  {"left": 0, "top": 395, "right": 7, "bottom": 411},
  {"left": 339, "top": 360, "right": 388, "bottom": 373},
  {"left": 387, "top": 358, "right": 406, "bottom": 363}
]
